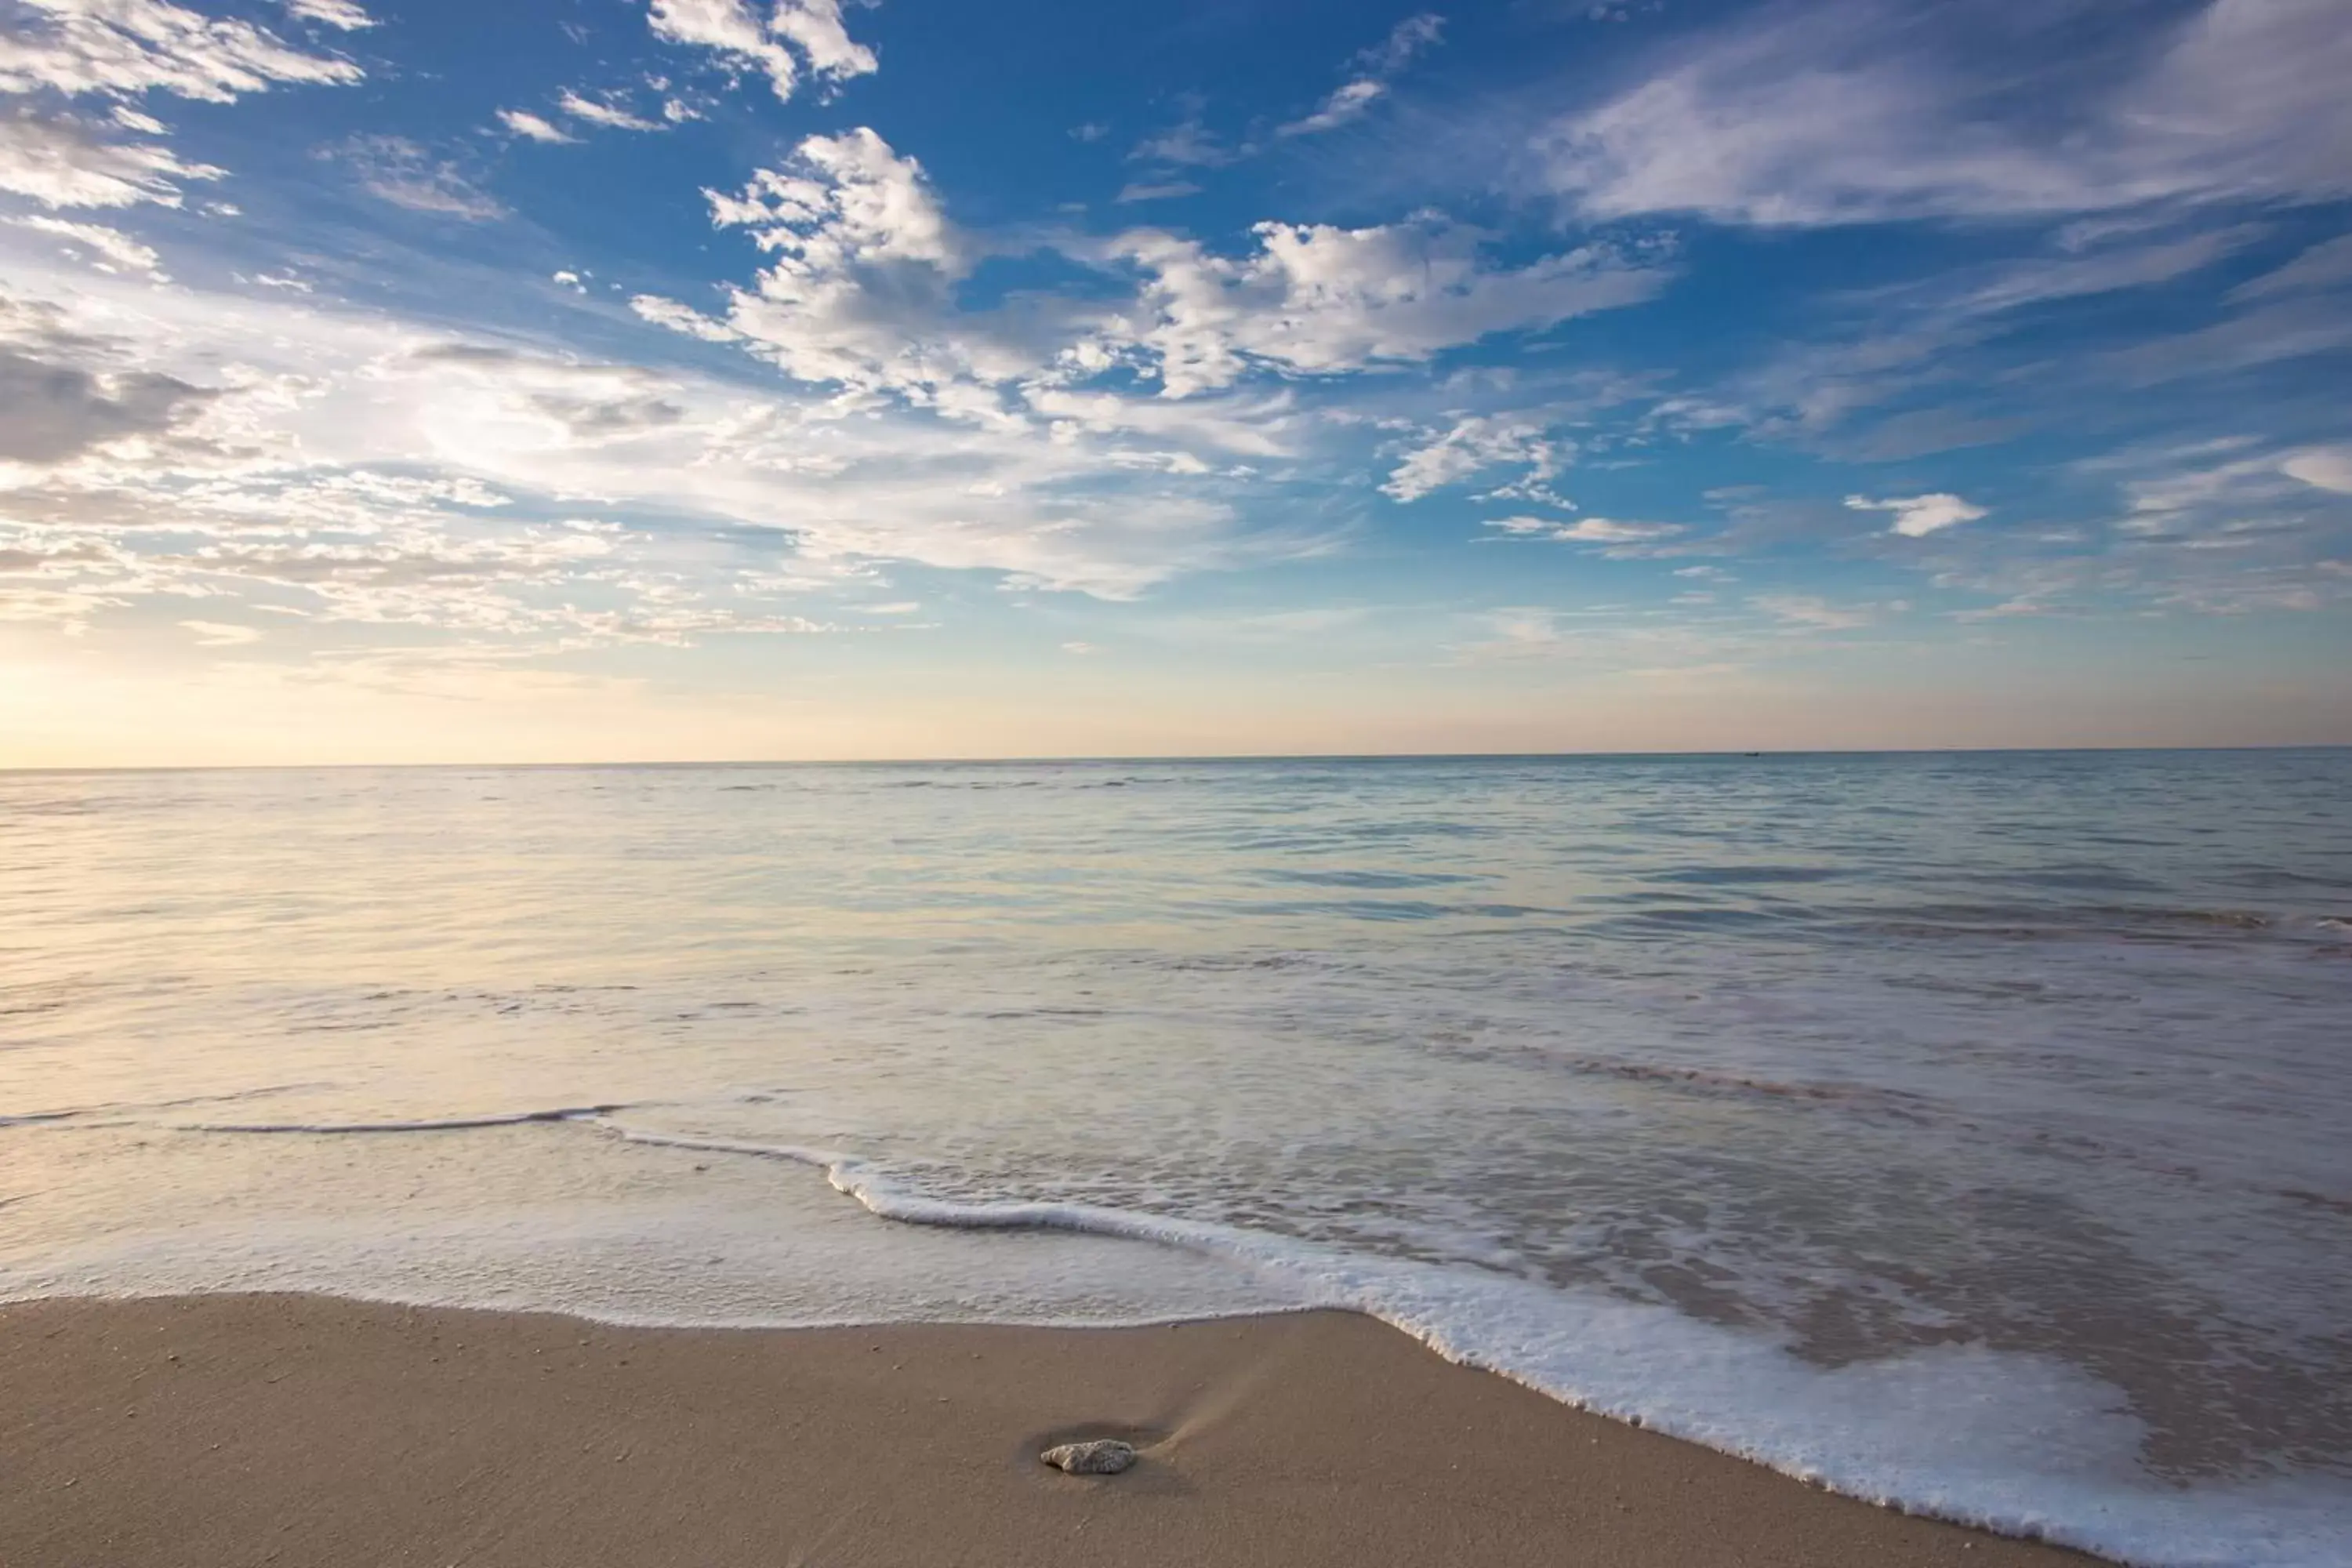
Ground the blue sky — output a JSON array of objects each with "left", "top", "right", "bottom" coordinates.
[{"left": 1, "top": 0, "right": 2347, "bottom": 762}]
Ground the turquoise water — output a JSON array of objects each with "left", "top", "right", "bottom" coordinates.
[{"left": 4, "top": 752, "right": 2349, "bottom": 1563}]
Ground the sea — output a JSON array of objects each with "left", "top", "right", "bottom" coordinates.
[{"left": 3, "top": 751, "right": 2348, "bottom": 1566}]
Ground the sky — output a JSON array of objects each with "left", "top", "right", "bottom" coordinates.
[{"left": 0, "top": 0, "right": 2347, "bottom": 764}]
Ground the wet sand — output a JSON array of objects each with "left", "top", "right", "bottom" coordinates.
[{"left": 1, "top": 1294, "right": 2104, "bottom": 1567}]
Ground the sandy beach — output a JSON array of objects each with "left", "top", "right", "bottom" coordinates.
[{"left": 2, "top": 1294, "right": 2103, "bottom": 1568}]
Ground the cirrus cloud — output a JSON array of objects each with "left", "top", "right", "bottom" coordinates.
[{"left": 1536, "top": 0, "right": 2352, "bottom": 227}]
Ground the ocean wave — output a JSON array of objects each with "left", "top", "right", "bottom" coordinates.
[
  {"left": 1258, "top": 868, "right": 1482, "bottom": 889},
  {"left": 1649, "top": 864, "right": 1850, "bottom": 886},
  {"left": 1846, "top": 902, "right": 2325, "bottom": 943},
  {"left": 591, "top": 1117, "right": 2346, "bottom": 1568}
]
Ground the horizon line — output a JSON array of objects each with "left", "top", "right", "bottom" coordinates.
[{"left": 5, "top": 741, "right": 2347, "bottom": 775}]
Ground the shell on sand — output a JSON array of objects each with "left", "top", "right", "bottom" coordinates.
[{"left": 1040, "top": 1439, "right": 1137, "bottom": 1475}]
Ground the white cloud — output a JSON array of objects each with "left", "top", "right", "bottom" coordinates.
[
  {"left": 0, "top": 109, "right": 222, "bottom": 207},
  {"left": 1558, "top": 517, "right": 1679, "bottom": 543},
  {"left": 323, "top": 136, "right": 505, "bottom": 220},
  {"left": 557, "top": 89, "right": 662, "bottom": 132},
  {"left": 647, "top": 0, "right": 801, "bottom": 98},
  {"left": 711, "top": 129, "right": 960, "bottom": 271},
  {"left": 2283, "top": 447, "right": 2352, "bottom": 495},
  {"left": 0, "top": 0, "right": 363, "bottom": 101},
  {"left": 630, "top": 292, "right": 741, "bottom": 343},
  {"left": 646, "top": 0, "right": 877, "bottom": 103},
  {"left": 1280, "top": 78, "right": 1388, "bottom": 139},
  {"left": 767, "top": 0, "right": 874, "bottom": 79},
  {"left": 0, "top": 580, "right": 122, "bottom": 633},
  {"left": 1128, "top": 118, "right": 1240, "bottom": 169},
  {"left": 1115, "top": 180, "right": 1200, "bottom": 204},
  {"left": 1471, "top": 608, "right": 1558, "bottom": 655},
  {"left": 2103, "top": 293, "right": 2352, "bottom": 385},
  {"left": 497, "top": 108, "right": 575, "bottom": 144},
  {"left": 1846, "top": 492, "right": 1986, "bottom": 537},
  {"left": 1536, "top": 0, "right": 2352, "bottom": 227},
  {"left": 181, "top": 618, "right": 262, "bottom": 645},
  {"left": 1948, "top": 227, "right": 2260, "bottom": 317},
  {"left": 1485, "top": 515, "right": 1681, "bottom": 547},
  {"left": 0, "top": 252, "right": 1323, "bottom": 615},
  {"left": 1385, "top": 413, "right": 1567, "bottom": 503},
  {"left": 1279, "top": 13, "right": 1444, "bottom": 138},
  {"left": 11, "top": 215, "right": 164, "bottom": 276},
  {"left": 1678, "top": 220, "right": 2290, "bottom": 452},
  {"left": 0, "top": 347, "right": 212, "bottom": 463},
  {"left": 688, "top": 129, "right": 1080, "bottom": 416},
  {"left": 1923, "top": 440, "right": 2352, "bottom": 614},
  {"left": 0, "top": 2, "right": 364, "bottom": 219},
  {"left": 278, "top": 0, "right": 376, "bottom": 28},
  {"left": 2227, "top": 234, "right": 2352, "bottom": 303},
  {"left": 660, "top": 132, "right": 1663, "bottom": 412},
  {"left": 1751, "top": 593, "right": 1879, "bottom": 630},
  {"left": 403, "top": 344, "right": 688, "bottom": 445},
  {"left": 2061, "top": 438, "right": 2352, "bottom": 604},
  {"left": 1109, "top": 219, "right": 1666, "bottom": 396},
  {"left": 1024, "top": 385, "right": 1297, "bottom": 459},
  {"left": 2111, "top": 445, "right": 2307, "bottom": 532},
  {"left": 1356, "top": 13, "right": 1445, "bottom": 75}
]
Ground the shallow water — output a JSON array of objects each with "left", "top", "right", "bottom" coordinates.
[{"left": 4, "top": 753, "right": 2349, "bottom": 1565}]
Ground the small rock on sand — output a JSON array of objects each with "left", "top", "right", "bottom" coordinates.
[{"left": 1040, "top": 1439, "right": 1136, "bottom": 1475}]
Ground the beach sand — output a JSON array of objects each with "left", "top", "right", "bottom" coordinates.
[{"left": 2, "top": 1294, "right": 2102, "bottom": 1567}]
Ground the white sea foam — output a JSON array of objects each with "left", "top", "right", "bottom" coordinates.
[
  {"left": 3, "top": 1104, "right": 2347, "bottom": 1564},
  {"left": 0, "top": 1118, "right": 1305, "bottom": 1330},
  {"left": 592, "top": 1118, "right": 2352, "bottom": 1568}
]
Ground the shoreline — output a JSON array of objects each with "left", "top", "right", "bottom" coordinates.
[{"left": 3, "top": 1293, "right": 2104, "bottom": 1568}]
